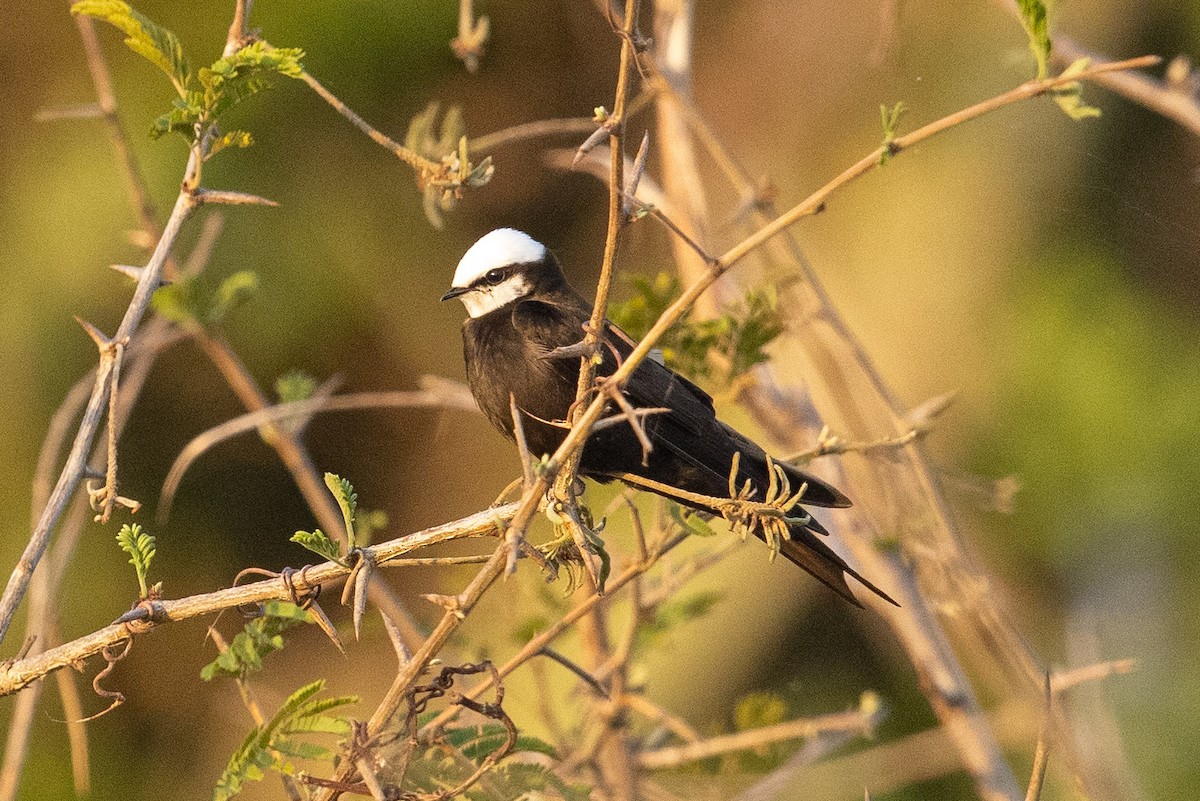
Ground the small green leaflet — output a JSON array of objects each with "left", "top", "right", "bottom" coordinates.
[
  {"left": 878, "top": 101, "right": 907, "bottom": 166},
  {"left": 275, "top": 370, "right": 317, "bottom": 404},
  {"left": 668, "top": 502, "right": 716, "bottom": 538},
  {"left": 207, "top": 130, "right": 254, "bottom": 160},
  {"left": 1017, "top": 0, "right": 1051, "bottom": 79},
  {"left": 150, "top": 271, "right": 260, "bottom": 327},
  {"left": 208, "top": 271, "right": 260, "bottom": 324},
  {"left": 1052, "top": 58, "right": 1103, "bottom": 121},
  {"left": 290, "top": 529, "right": 343, "bottom": 563}
]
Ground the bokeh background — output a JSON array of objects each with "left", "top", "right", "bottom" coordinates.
[{"left": 1, "top": 1, "right": 1199, "bottom": 799}]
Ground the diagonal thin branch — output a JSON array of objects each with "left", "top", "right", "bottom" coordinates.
[{"left": 0, "top": 160, "right": 199, "bottom": 647}]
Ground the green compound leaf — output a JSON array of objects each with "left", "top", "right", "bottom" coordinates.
[
  {"left": 151, "top": 93, "right": 203, "bottom": 139},
  {"left": 200, "top": 41, "right": 305, "bottom": 121},
  {"left": 401, "top": 740, "right": 590, "bottom": 801},
  {"left": 290, "top": 529, "right": 343, "bottom": 563},
  {"left": 443, "top": 725, "right": 559, "bottom": 762},
  {"left": 72, "top": 0, "right": 190, "bottom": 95},
  {"left": 116, "top": 523, "right": 156, "bottom": 598},
  {"left": 212, "top": 680, "right": 356, "bottom": 801},
  {"left": 200, "top": 601, "right": 312, "bottom": 681},
  {"left": 324, "top": 473, "right": 358, "bottom": 548},
  {"left": 610, "top": 273, "right": 784, "bottom": 383}
]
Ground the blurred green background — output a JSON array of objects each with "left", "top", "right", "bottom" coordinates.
[{"left": 1, "top": 1, "right": 1199, "bottom": 800}]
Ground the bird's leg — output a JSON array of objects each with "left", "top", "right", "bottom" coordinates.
[
  {"left": 539, "top": 339, "right": 596, "bottom": 361},
  {"left": 542, "top": 492, "right": 609, "bottom": 592},
  {"left": 538, "top": 322, "right": 605, "bottom": 362}
]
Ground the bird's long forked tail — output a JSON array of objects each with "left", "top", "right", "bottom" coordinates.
[{"left": 775, "top": 523, "right": 899, "bottom": 608}]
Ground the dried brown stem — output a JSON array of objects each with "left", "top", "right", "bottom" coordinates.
[
  {"left": 419, "top": 530, "right": 689, "bottom": 736},
  {"left": 622, "top": 694, "right": 701, "bottom": 743},
  {"left": 637, "top": 705, "right": 881, "bottom": 769},
  {"left": 298, "top": 71, "right": 440, "bottom": 173},
  {"left": 157, "top": 386, "right": 480, "bottom": 523}
]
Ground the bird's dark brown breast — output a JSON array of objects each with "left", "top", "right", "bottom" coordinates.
[{"left": 462, "top": 306, "right": 580, "bottom": 458}]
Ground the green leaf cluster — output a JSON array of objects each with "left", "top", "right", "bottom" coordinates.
[
  {"left": 610, "top": 273, "right": 785, "bottom": 384},
  {"left": 201, "top": 601, "right": 313, "bottom": 681},
  {"left": 116, "top": 523, "right": 156, "bottom": 599},
  {"left": 1012, "top": 1, "right": 1102, "bottom": 121},
  {"left": 213, "top": 680, "right": 356, "bottom": 801},
  {"left": 289, "top": 529, "right": 342, "bottom": 563},
  {"left": 71, "top": 1, "right": 303, "bottom": 148},
  {"left": 153, "top": 41, "right": 305, "bottom": 140},
  {"left": 291, "top": 472, "right": 371, "bottom": 559},
  {"left": 151, "top": 270, "right": 260, "bottom": 328}
]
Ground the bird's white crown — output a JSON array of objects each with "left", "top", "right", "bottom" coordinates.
[{"left": 452, "top": 229, "right": 547, "bottom": 289}]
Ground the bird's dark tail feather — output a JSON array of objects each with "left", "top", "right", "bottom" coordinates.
[{"left": 772, "top": 524, "right": 899, "bottom": 608}]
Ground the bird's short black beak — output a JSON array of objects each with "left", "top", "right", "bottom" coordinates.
[{"left": 441, "top": 286, "right": 469, "bottom": 302}]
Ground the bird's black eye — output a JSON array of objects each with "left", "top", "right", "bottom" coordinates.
[{"left": 484, "top": 267, "right": 506, "bottom": 285}]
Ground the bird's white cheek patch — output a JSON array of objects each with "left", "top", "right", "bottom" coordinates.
[{"left": 461, "top": 276, "right": 531, "bottom": 318}]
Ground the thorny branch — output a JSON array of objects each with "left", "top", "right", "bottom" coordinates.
[
  {"left": 0, "top": 158, "right": 198, "bottom": 646},
  {"left": 373, "top": 47, "right": 1168, "bottom": 786},
  {"left": 9, "top": 5, "right": 1174, "bottom": 801},
  {"left": 629, "top": 17, "right": 1159, "bottom": 801},
  {"left": 0, "top": 504, "right": 516, "bottom": 698}
]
